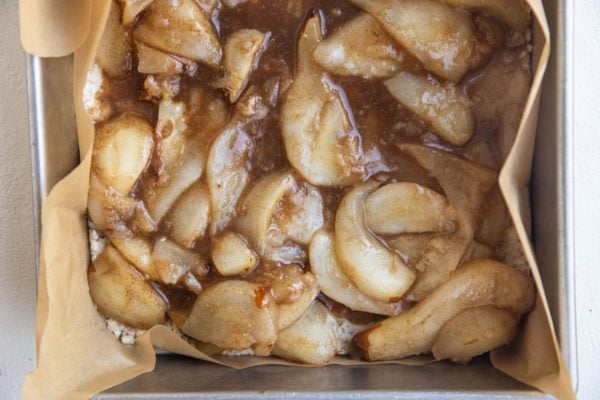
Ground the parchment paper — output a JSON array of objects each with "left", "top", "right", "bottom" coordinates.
[{"left": 20, "top": 0, "right": 575, "bottom": 399}]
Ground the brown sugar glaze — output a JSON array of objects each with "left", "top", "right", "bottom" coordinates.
[{"left": 97, "top": 0, "right": 531, "bottom": 321}]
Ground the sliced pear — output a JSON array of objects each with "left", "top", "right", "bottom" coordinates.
[
  {"left": 432, "top": 306, "right": 519, "bottom": 363},
  {"left": 399, "top": 144, "right": 497, "bottom": 226},
  {"left": 89, "top": 245, "right": 167, "bottom": 329},
  {"left": 349, "top": 0, "right": 475, "bottom": 81},
  {"left": 97, "top": 1, "right": 132, "bottom": 78},
  {"left": 444, "top": 0, "right": 530, "bottom": 32},
  {"left": 407, "top": 235, "right": 470, "bottom": 301},
  {"left": 152, "top": 237, "right": 207, "bottom": 284},
  {"left": 136, "top": 41, "right": 184, "bottom": 75},
  {"left": 144, "top": 151, "right": 204, "bottom": 223},
  {"left": 313, "top": 14, "right": 406, "bottom": 79},
  {"left": 92, "top": 114, "right": 154, "bottom": 196},
  {"left": 249, "top": 263, "right": 317, "bottom": 306},
  {"left": 166, "top": 184, "right": 210, "bottom": 248},
  {"left": 143, "top": 99, "right": 204, "bottom": 223},
  {"left": 212, "top": 232, "right": 258, "bottom": 276},
  {"left": 131, "top": 202, "right": 158, "bottom": 234},
  {"left": 181, "top": 280, "right": 278, "bottom": 355},
  {"left": 215, "top": 29, "right": 270, "bottom": 102},
  {"left": 385, "top": 72, "right": 474, "bottom": 146},
  {"left": 365, "top": 183, "right": 456, "bottom": 235},
  {"left": 134, "top": 0, "right": 222, "bottom": 67},
  {"left": 120, "top": 0, "right": 154, "bottom": 25},
  {"left": 335, "top": 182, "right": 416, "bottom": 302},
  {"left": 87, "top": 173, "right": 137, "bottom": 231},
  {"left": 281, "top": 14, "right": 365, "bottom": 186},
  {"left": 309, "top": 230, "right": 403, "bottom": 316},
  {"left": 273, "top": 301, "right": 341, "bottom": 365},
  {"left": 354, "top": 259, "right": 535, "bottom": 361},
  {"left": 206, "top": 124, "right": 254, "bottom": 235},
  {"left": 236, "top": 171, "right": 295, "bottom": 254},
  {"left": 107, "top": 230, "right": 158, "bottom": 280},
  {"left": 278, "top": 282, "right": 320, "bottom": 330},
  {"left": 275, "top": 182, "right": 324, "bottom": 246}
]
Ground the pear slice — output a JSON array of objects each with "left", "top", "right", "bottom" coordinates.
[
  {"left": 385, "top": 72, "right": 474, "bottom": 146},
  {"left": 349, "top": 0, "right": 475, "bottom": 82},
  {"left": 135, "top": 41, "right": 184, "bottom": 75},
  {"left": 274, "top": 182, "right": 324, "bottom": 246},
  {"left": 313, "top": 14, "right": 406, "bottom": 79},
  {"left": 215, "top": 29, "right": 270, "bottom": 102},
  {"left": 354, "top": 259, "right": 534, "bottom": 361},
  {"left": 181, "top": 280, "right": 278, "bottom": 355},
  {"left": 134, "top": 0, "right": 222, "bottom": 67},
  {"left": 334, "top": 182, "right": 416, "bottom": 302},
  {"left": 89, "top": 245, "right": 167, "bottom": 329},
  {"left": 206, "top": 123, "right": 254, "bottom": 235},
  {"left": 152, "top": 237, "right": 207, "bottom": 285},
  {"left": 281, "top": 14, "right": 365, "bottom": 186},
  {"left": 278, "top": 281, "right": 320, "bottom": 330},
  {"left": 92, "top": 114, "right": 154, "bottom": 196},
  {"left": 87, "top": 173, "right": 137, "bottom": 231},
  {"left": 432, "top": 305, "right": 519, "bottom": 363},
  {"left": 273, "top": 301, "right": 341, "bottom": 365},
  {"left": 364, "top": 182, "right": 456, "bottom": 235},
  {"left": 143, "top": 99, "right": 204, "bottom": 223},
  {"left": 309, "top": 230, "right": 403, "bottom": 316},
  {"left": 399, "top": 144, "right": 497, "bottom": 227},
  {"left": 97, "top": 1, "right": 133, "bottom": 78},
  {"left": 236, "top": 171, "right": 295, "bottom": 254},
  {"left": 211, "top": 232, "right": 258, "bottom": 276},
  {"left": 107, "top": 230, "right": 158, "bottom": 280},
  {"left": 166, "top": 184, "right": 210, "bottom": 249},
  {"left": 444, "top": 0, "right": 530, "bottom": 32}
]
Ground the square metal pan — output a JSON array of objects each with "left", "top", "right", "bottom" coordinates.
[{"left": 26, "top": 0, "right": 576, "bottom": 397}]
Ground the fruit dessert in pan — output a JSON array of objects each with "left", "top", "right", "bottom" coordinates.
[{"left": 86, "top": 0, "right": 535, "bottom": 365}]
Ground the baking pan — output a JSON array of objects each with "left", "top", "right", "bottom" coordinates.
[{"left": 26, "top": 0, "right": 576, "bottom": 397}]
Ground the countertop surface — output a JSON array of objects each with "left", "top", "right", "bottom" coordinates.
[{"left": 1, "top": 1, "right": 599, "bottom": 399}]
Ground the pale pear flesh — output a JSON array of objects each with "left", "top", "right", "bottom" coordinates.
[
  {"left": 313, "top": 14, "right": 406, "bottom": 79},
  {"left": 215, "top": 29, "right": 270, "bottom": 102},
  {"left": 310, "top": 230, "right": 404, "bottom": 316},
  {"left": 92, "top": 114, "right": 154, "bottom": 196},
  {"left": 349, "top": 0, "right": 476, "bottom": 82},
  {"left": 334, "top": 182, "right": 416, "bottom": 302},
  {"left": 236, "top": 171, "right": 295, "bottom": 254},
  {"left": 211, "top": 232, "right": 259, "bottom": 276},
  {"left": 385, "top": 72, "right": 474, "bottom": 146},
  {"left": 354, "top": 259, "right": 535, "bottom": 361},
  {"left": 181, "top": 280, "right": 278, "bottom": 355},
  {"left": 89, "top": 245, "right": 167, "bottom": 329},
  {"left": 364, "top": 182, "right": 456, "bottom": 235},
  {"left": 166, "top": 184, "right": 211, "bottom": 249},
  {"left": 281, "top": 14, "right": 365, "bottom": 186},
  {"left": 134, "top": 0, "right": 222, "bottom": 67},
  {"left": 273, "top": 301, "right": 341, "bottom": 365},
  {"left": 431, "top": 305, "right": 519, "bottom": 363}
]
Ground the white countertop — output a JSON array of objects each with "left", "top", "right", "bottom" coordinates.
[{"left": 0, "top": 1, "right": 598, "bottom": 399}]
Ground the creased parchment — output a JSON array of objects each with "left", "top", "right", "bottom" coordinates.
[{"left": 20, "top": 0, "right": 575, "bottom": 399}]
